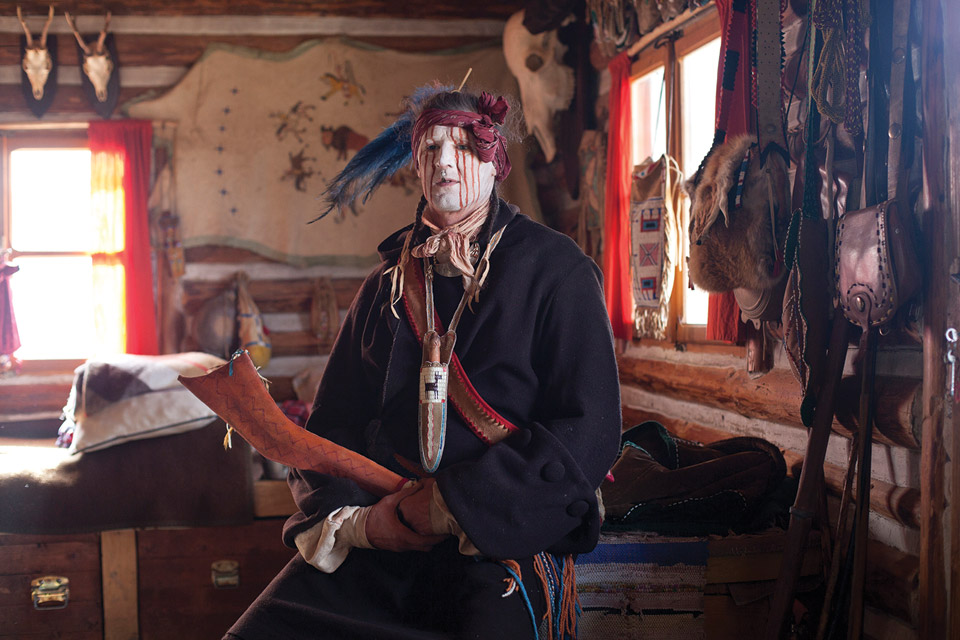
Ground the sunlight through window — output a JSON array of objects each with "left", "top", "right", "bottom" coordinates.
[
  {"left": 680, "top": 38, "right": 721, "bottom": 326},
  {"left": 630, "top": 67, "right": 666, "bottom": 167},
  {"left": 6, "top": 147, "right": 123, "bottom": 359}
]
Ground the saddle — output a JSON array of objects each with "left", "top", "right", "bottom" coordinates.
[{"left": 601, "top": 421, "right": 788, "bottom": 536}]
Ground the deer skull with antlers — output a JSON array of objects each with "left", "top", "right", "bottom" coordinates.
[
  {"left": 17, "top": 5, "right": 55, "bottom": 100},
  {"left": 64, "top": 11, "right": 114, "bottom": 103}
]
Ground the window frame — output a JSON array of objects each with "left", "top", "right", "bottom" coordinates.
[
  {"left": 1, "top": 126, "right": 92, "bottom": 370},
  {"left": 628, "top": 6, "right": 727, "bottom": 348}
]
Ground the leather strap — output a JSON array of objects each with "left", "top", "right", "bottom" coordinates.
[
  {"left": 886, "top": 0, "right": 910, "bottom": 201},
  {"left": 756, "top": 0, "right": 789, "bottom": 158},
  {"left": 847, "top": 326, "right": 878, "bottom": 638},
  {"left": 713, "top": 0, "right": 750, "bottom": 149},
  {"left": 402, "top": 258, "right": 518, "bottom": 447}
]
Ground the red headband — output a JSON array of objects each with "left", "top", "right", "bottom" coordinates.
[{"left": 411, "top": 92, "right": 512, "bottom": 182}]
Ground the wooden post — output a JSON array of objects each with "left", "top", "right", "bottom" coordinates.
[
  {"left": 919, "top": 0, "right": 953, "bottom": 636},
  {"left": 936, "top": 0, "right": 960, "bottom": 633}
]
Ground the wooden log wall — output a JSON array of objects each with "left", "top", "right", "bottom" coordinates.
[
  {"left": 0, "top": 6, "right": 509, "bottom": 122},
  {"left": 0, "top": 5, "right": 512, "bottom": 433},
  {"left": 618, "top": 341, "right": 924, "bottom": 636},
  {"left": 178, "top": 245, "right": 367, "bottom": 403}
]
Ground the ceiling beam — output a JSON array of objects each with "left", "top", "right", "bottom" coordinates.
[
  {"left": 0, "top": 15, "right": 506, "bottom": 36},
  {"left": 3, "top": 1, "right": 521, "bottom": 20}
]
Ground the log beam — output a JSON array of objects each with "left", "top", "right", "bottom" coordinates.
[
  {"left": 5, "top": 1, "right": 520, "bottom": 19},
  {"left": 618, "top": 356, "right": 921, "bottom": 449},
  {"left": 0, "top": 85, "right": 147, "bottom": 118},
  {"left": 180, "top": 277, "right": 363, "bottom": 314},
  {"left": 0, "top": 34, "right": 499, "bottom": 67}
]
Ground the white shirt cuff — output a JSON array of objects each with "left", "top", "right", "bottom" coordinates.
[{"left": 294, "top": 505, "right": 374, "bottom": 573}]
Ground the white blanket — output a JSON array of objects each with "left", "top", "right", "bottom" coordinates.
[{"left": 62, "top": 352, "right": 226, "bottom": 453}]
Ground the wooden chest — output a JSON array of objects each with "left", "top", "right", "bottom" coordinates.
[
  {"left": 0, "top": 519, "right": 294, "bottom": 639},
  {"left": 137, "top": 519, "right": 295, "bottom": 640},
  {"left": 0, "top": 532, "right": 103, "bottom": 639}
]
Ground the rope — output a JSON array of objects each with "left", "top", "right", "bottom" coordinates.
[
  {"left": 811, "top": 27, "right": 847, "bottom": 124},
  {"left": 533, "top": 553, "right": 579, "bottom": 640},
  {"left": 497, "top": 559, "right": 540, "bottom": 639},
  {"left": 810, "top": 0, "right": 869, "bottom": 134},
  {"left": 495, "top": 553, "right": 580, "bottom": 640}
]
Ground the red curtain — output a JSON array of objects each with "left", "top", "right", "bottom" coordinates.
[
  {"left": 603, "top": 53, "right": 633, "bottom": 341},
  {"left": 88, "top": 120, "right": 158, "bottom": 355},
  {"left": 706, "top": 0, "right": 752, "bottom": 343}
]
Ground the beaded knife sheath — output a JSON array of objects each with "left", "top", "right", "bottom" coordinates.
[{"left": 418, "top": 331, "right": 455, "bottom": 473}]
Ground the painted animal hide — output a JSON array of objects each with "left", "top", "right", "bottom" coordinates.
[
  {"left": 629, "top": 155, "right": 680, "bottom": 340},
  {"left": 126, "top": 40, "right": 535, "bottom": 267},
  {"left": 685, "top": 134, "right": 790, "bottom": 293}
]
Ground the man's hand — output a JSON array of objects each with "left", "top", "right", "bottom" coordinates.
[
  {"left": 396, "top": 477, "right": 442, "bottom": 536},
  {"left": 364, "top": 480, "right": 447, "bottom": 552}
]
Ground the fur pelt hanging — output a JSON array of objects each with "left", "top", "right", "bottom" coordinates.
[{"left": 685, "top": 134, "right": 790, "bottom": 293}]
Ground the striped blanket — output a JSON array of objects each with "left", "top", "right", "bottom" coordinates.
[{"left": 576, "top": 530, "right": 708, "bottom": 639}]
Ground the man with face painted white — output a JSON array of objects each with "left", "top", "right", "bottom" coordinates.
[{"left": 225, "top": 86, "right": 620, "bottom": 640}]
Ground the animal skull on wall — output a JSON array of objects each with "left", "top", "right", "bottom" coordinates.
[
  {"left": 502, "top": 10, "right": 574, "bottom": 163},
  {"left": 65, "top": 10, "right": 119, "bottom": 115},
  {"left": 17, "top": 5, "right": 55, "bottom": 102}
]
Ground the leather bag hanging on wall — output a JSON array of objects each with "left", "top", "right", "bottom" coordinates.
[
  {"left": 685, "top": 0, "right": 791, "bottom": 326},
  {"left": 630, "top": 155, "right": 681, "bottom": 339},
  {"left": 835, "top": 198, "right": 920, "bottom": 328},
  {"left": 834, "top": 0, "right": 920, "bottom": 332},
  {"left": 685, "top": 134, "right": 791, "bottom": 297}
]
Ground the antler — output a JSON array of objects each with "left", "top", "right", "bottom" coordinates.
[
  {"left": 16, "top": 5, "right": 54, "bottom": 50},
  {"left": 63, "top": 12, "right": 91, "bottom": 55},
  {"left": 95, "top": 11, "right": 111, "bottom": 54},
  {"left": 16, "top": 6, "right": 34, "bottom": 48},
  {"left": 39, "top": 6, "right": 54, "bottom": 49},
  {"left": 65, "top": 10, "right": 111, "bottom": 55}
]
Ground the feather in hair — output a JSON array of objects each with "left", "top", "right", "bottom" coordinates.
[{"left": 311, "top": 84, "right": 453, "bottom": 222}]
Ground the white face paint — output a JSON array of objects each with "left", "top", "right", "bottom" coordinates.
[{"left": 417, "top": 125, "right": 496, "bottom": 228}]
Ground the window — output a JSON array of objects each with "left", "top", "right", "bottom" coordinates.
[
  {"left": 678, "top": 37, "right": 721, "bottom": 328},
  {"left": 629, "top": 8, "right": 720, "bottom": 341},
  {"left": 631, "top": 67, "right": 666, "bottom": 167},
  {"left": 2, "top": 129, "right": 125, "bottom": 361}
]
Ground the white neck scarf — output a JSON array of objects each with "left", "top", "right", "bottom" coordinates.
[{"left": 411, "top": 207, "right": 488, "bottom": 278}]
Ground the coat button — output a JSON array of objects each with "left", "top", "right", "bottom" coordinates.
[
  {"left": 566, "top": 500, "right": 589, "bottom": 518},
  {"left": 541, "top": 462, "right": 565, "bottom": 482}
]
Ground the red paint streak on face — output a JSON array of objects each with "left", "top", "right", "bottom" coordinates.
[
  {"left": 424, "top": 144, "right": 437, "bottom": 205},
  {"left": 472, "top": 141, "right": 480, "bottom": 207},
  {"left": 456, "top": 128, "right": 467, "bottom": 209}
]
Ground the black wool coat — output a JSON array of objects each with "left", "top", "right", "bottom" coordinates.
[{"left": 283, "top": 202, "right": 622, "bottom": 560}]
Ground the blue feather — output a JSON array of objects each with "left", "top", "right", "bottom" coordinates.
[{"left": 312, "top": 84, "right": 453, "bottom": 222}]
